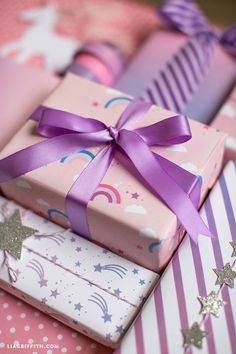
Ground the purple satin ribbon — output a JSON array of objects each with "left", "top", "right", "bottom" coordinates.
[{"left": 0, "top": 99, "right": 212, "bottom": 242}]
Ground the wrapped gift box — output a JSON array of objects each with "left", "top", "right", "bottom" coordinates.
[
  {"left": 0, "top": 0, "right": 158, "bottom": 73},
  {"left": 0, "top": 290, "right": 111, "bottom": 354},
  {"left": 0, "top": 74, "right": 226, "bottom": 272},
  {"left": 0, "top": 196, "right": 157, "bottom": 348},
  {"left": 115, "top": 17, "right": 236, "bottom": 124},
  {"left": 115, "top": 161, "right": 236, "bottom": 354},
  {"left": 0, "top": 57, "right": 59, "bottom": 152},
  {"left": 212, "top": 84, "right": 236, "bottom": 162}
]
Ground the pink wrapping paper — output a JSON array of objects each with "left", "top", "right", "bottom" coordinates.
[
  {"left": 0, "top": 0, "right": 158, "bottom": 73},
  {"left": 0, "top": 290, "right": 111, "bottom": 354},
  {"left": 0, "top": 57, "right": 59, "bottom": 152},
  {"left": 212, "top": 84, "right": 236, "bottom": 162},
  {"left": 115, "top": 161, "right": 236, "bottom": 354},
  {"left": 0, "top": 74, "right": 226, "bottom": 272}
]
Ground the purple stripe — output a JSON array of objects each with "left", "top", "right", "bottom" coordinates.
[
  {"left": 190, "top": 240, "right": 216, "bottom": 354},
  {"left": 188, "top": 40, "right": 205, "bottom": 76},
  {"left": 153, "top": 78, "right": 169, "bottom": 109},
  {"left": 174, "top": 54, "right": 194, "bottom": 94},
  {"left": 145, "top": 88, "right": 156, "bottom": 105},
  {"left": 160, "top": 70, "right": 180, "bottom": 112},
  {"left": 182, "top": 43, "right": 200, "bottom": 85},
  {"left": 163, "top": 2, "right": 202, "bottom": 15},
  {"left": 154, "top": 285, "right": 169, "bottom": 354},
  {"left": 205, "top": 198, "right": 236, "bottom": 352},
  {"left": 219, "top": 174, "right": 236, "bottom": 240},
  {"left": 168, "top": 62, "right": 187, "bottom": 104},
  {"left": 134, "top": 316, "right": 145, "bottom": 354}
]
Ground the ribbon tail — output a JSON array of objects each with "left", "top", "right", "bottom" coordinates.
[
  {"left": 66, "top": 144, "right": 115, "bottom": 237},
  {"left": 118, "top": 130, "right": 213, "bottom": 243}
]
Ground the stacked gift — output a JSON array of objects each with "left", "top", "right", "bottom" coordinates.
[
  {"left": 212, "top": 84, "right": 236, "bottom": 162},
  {"left": 115, "top": 161, "right": 236, "bottom": 354},
  {"left": 115, "top": 0, "right": 236, "bottom": 124},
  {"left": 0, "top": 290, "right": 111, "bottom": 354},
  {"left": 0, "top": 74, "right": 226, "bottom": 272}
]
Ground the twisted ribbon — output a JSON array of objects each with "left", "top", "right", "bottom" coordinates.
[
  {"left": 142, "top": 0, "right": 236, "bottom": 112},
  {"left": 0, "top": 99, "right": 212, "bottom": 243}
]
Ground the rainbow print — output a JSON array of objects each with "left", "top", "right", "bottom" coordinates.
[
  {"left": 104, "top": 96, "right": 132, "bottom": 109},
  {"left": 48, "top": 209, "right": 68, "bottom": 221},
  {"left": 60, "top": 150, "right": 95, "bottom": 164},
  {"left": 148, "top": 240, "right": 164, "bottom": 253},
  {"left": 91, "top": 184, "right": 121, "bottom": 204}
]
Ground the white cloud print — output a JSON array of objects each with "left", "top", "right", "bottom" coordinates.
[{"left": 124, "top": 204, "right": 147, "bottom": 214}]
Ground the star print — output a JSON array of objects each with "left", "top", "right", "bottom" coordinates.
[
  {"left": 131, "top": 192, "right": 140, "bottom": 199},
  {"left": 106, "top": 333, "right": 112, "bottom": 340},
  {"left": 102, "top": 312, "right": 112, "bottom": 322},
  {"left": 94, "top": 263, "right": 103, "bottom": 272},
  {"left": 213, "top": 263, "right": 236, "bottom": 288},
  {"left": 116, "top": 325, "right": 124, "bottom": 334},
  {"left": 50, "top": 289, "right": 60, "bottom": 298},
  {"left": 198, "top": 291, "right": 225, "bottom": 317},
  {"left": 139, "top": 295, "right": 144, "bottom": 301},
  {"left": 70, "top": 237, "right": 76, "bottom": 242},
  {"left": 102, "top": 249, "right": 108, "bottom": 254},
  {"left": 230, "top": 241, "right": 236, "bottom": 257},
  {"left": 114, "top": 288, "right": 122, "bottom": 297},
  {"left": 0, "top": 210, "right": 38, "bottom": 259},
  {"left": 76, "top": 247, "right": 82, "bottom": 253},
  {"left": 41, "top": 297, "right": 47, "bottom": 304},
  {"left": 75, "top": 261, "right": 81, "bottom": 267},
  {"left": 132, "top": 268, "right": 139, "bottom": 275},
  {"left": 139, "top": 279, "right": 145, "bottom": 285},
  {"left": 74, "top": 303, "right": 83, "bottom": 311},
  {"left": 51, "top": 255, "right": 58, "bottom": 263},
  {"left": 38, "top": 278, "right": 48, "bottom": 288},
  {"left": 182, "top": 322, "right": 208, "bottom": 349}
]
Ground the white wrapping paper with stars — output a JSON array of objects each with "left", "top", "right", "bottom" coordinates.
[{"left": 0, "top": 196, "right": 158, "bottom": 348}]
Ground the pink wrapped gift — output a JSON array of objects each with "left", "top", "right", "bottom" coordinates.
[
  {"left": 0, "top": 74, "right": 226, "bottom": 272},
  {"left": 0, "top": 57, "right": 59, "bottom": 152},
  {"left": 115, "top": 161, "right": 236, "bottom": 354},
  {"left": 0, "top": 196, "right": 157, "bottom": 347},
  {"left": 0, "top": 290, "right": 111, "bottom": 354},
  {"left": 212, "top": 84, "right": 236, "bottom": 162},
  {"left": 0, "top": 0, "right": 158, "bottom": 73},
  {"left": 115, "top": 0, "right": 236, "bottom": 124}
]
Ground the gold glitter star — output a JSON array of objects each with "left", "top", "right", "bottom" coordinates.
[
  {"left": 182, "top": 322, "right": 208, "bottom": 349},
  {"left": 198, "top": 291, "right": 225, "bottom": 317},
  {"left": 213, "top": 263, "right": 236, "bottom": 289},
  {"left": 230, "top": 241, "right": 236, "bottom": 257},
  {"left": 0, "top": 210, "right": 38, "bottom": 259}
]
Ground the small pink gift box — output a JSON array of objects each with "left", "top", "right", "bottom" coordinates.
[
  {"left": 212, "top": 84, "right": 236, "bottom": 162},
  {"left": 0, "top": 74, "right": 226, "bottom": 272}
]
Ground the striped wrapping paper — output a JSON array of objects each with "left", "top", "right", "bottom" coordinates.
[{"left": 115, "top": 161, "right": 236, "bottom": 354}]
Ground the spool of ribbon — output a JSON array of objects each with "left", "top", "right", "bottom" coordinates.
[
  {"left": 142, "top": 0, "right": 236, "bottom": 113},
  {"left": 0, "top": 98, "right": 212, "bottom": 243},
  {"left": 66, "top": 41, "right": 127, "bottom": 86}
]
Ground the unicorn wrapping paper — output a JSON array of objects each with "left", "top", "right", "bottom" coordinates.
[
  {"left": 0, "top": 196, "right": 158, "bottom": 348},
  {"left": 212, "top": 83, "right": 236, "bottom": 162}
]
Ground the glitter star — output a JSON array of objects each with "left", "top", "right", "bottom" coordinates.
[
  {"left": 198, "top": 291, "right": 225, "bottom": 317},
  {"left": 131, "top": 192, "right": 140, "bottom": 199},
  {"left": 115, "top": 325, "right": 124, "bottom": 334},
  {"left": 182, "top": 322, "right": 208, "bottom": 349},
  {"left": 74, "top": 303, "right": 83, "bottom": 311},
  {"left": 0, "top": 210, "right": 38, "bottom": 259},
  {"left": 114, "top": 288, "right": 122, "bottom": 297},
  {"left": 230, "top": 241, "right": 236, "bottom": 257},
  {"left": 94, "top": 263, "right": 103, "bottom": 272},
  {"left": 139, "top": 279, "right": 145, "bottom": 285},
  {"left": 51, "top": 255, "right": 58, "bottom": 263},
  {"left": 132, "top": 268, "right": 139, "bottom": 275},
  {"left": 75, "top": 261, "right": 81, "bottom": 267},
  {"left": 106, "top": 333, "right": 112, "bottom": 340},
  {"left": 76, "top": 247, "right": 82, "bottom": 253},
  {"left": 102, "top": 312, "right": 112, "bottom": 322},
  {"left": 38, "top": 278, "right": 48, "bottom": 288},
  {"left": 70, "top": 237, "right": 76, "bottom": 242},
  {"left": 213, "top": 263, "right": 236, "bottom": 288},
  {"left": 41, "top": 297, "right": 47, "bottom": 304},
  {"left": 50, "top": 289, "right": 60, "bottom": 298}
]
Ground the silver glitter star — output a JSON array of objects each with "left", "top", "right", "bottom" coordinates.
[
  {"left": 0, "top": 210, "right": 38, "bottom": 259},
  {"left": 182, "top": 322, "right": 208, "bottom": 349},
  {"left": 198, "top": 291, "right": 225, "bottom": 317},
  {"left": 230, "top": 241, "right": 236, "bottom": 257},
  {"left": 213, "top": 263, "right": 236, "bottom": 289}
]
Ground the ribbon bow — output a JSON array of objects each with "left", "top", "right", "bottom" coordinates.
[
  {"left": 0, "top": 99, "right": 212, "bottom": 243},
  {"left": 143, "top": 0, "right": 236, "bottom": 113}
]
